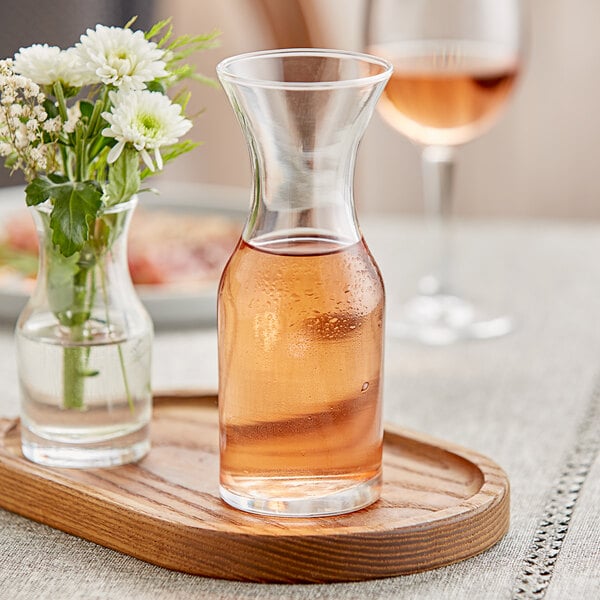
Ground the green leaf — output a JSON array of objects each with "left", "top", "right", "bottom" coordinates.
[
  {"left": 4, "top": 153, "right": 18, "bottom": 169},
  {"left": 48, "top": 173, "right": 69, "bottom": 184},
  {"left": 157, "top": 23, "right": 174, "bottom": 48},
  {"left": 25, "top": 175, "right": 68, "bottom": 206},
  {"left": 89, "top": 134, "right": 115, "bottom": 161},
  {"left": 166, "top": 31, "right": 219, "bottom": 54},
  {"left": 46, "top": 246, "right": 81, "bottom": 319},
  {"left": 62, "top": 84, "right": 81, "bottom": 99},
  {"left": 106, "top": 147, "right": 140, "bottom": 205},
  {"left": 87, "top": 145, "right": 109, "bottom": 182},
  {"left": 139, "top": 140, "right": 199, "bottom": 180},
  {"left": 78, "top": 368, "right": 100, "bottom": 377},
  {"left": 49, "top": 181, "right": 103, "bottom": 257},
  {"left": 165, "top": 64, "right": 218, "bottom": 89},
  {"left": 79, "top": 101, "right": 94, "bottom": 119},
  {"left": 25, "top": 177, "right": 51, "bottom": 205},
  {"left": 145, "top": 17, "right": 172, "bottom": 41},
  {"left": 145, "top": 80, "right": 166, "bottom": 94},
  {"left": 189, "top": 72, "right": 219, "bottom": 88},
  {"left": 172, "top": 89, "right": 192, "bottom": 111},
  {"left": 43, "top": 99, "right": 58, "bottom": 119},
  {"left": 124, "top": 15, "right": 138, "bottom": 29},
  {"left": 162, "top": 140, "right": 200, "bottom": 162}
]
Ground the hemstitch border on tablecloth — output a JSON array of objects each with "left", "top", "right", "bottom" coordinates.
[{"left": 510, "top": 378, "right": 600, "bottom": 599}]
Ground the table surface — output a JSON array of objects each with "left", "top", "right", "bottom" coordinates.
[{"left": 1, "top": 215, "right": 599, "bottom": 600}]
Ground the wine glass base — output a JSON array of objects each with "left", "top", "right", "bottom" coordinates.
[{"left": 387, "top": 293, "right": 514, "bottom": 345}]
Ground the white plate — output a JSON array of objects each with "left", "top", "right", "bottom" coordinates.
[{"left": 0, "top": 182, "right": 248, "bottom": 328}]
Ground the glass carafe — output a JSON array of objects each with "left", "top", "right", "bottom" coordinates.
[{"left": 217, "top": 49, "right": 392, "bottom": 517}]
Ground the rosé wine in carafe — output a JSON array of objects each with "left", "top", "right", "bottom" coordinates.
[{"left": 216, "top": 49, "right": 392, "bottom": 517}]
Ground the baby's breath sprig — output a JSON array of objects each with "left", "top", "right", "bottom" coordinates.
[{"left": 0, "top": 59, "right": 58, "bottom": 180}]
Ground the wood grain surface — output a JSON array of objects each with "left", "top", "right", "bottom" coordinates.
[{"left": 0, "top": 392, "right": 510, "bottom": 583}]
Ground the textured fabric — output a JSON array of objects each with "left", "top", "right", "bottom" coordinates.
[{"left": 0, "top": 216, "right": 599, "bottom": 599}]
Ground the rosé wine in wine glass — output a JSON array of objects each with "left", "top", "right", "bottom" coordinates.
[
  {"left": 374, "top": 40, "right": 519, "bottom": 146},
  {"left": 367, "top": 0, "right": 526, "bottom": 345}
]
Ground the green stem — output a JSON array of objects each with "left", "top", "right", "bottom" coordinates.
[
  {"left": 53, "top": 82, "right": 69, "bottom": 122},
  {"left": 117, "top": 345, "right": 133, "bottom": 413},
  {"left": 90, "top": 87, "right": 110, "bottom": 137},
  {"left": 61, "top": 267, "right": 90, "bottom": 410},
  {"left": 99, "top": 253, "right": 134, "bottom": 413},
  {"left": 75, "top": 123, "right": 86, "bottom": 181},
  {"left": 63, "top": 325, "right": 85, "bottom": 410},
  {"left": 86, "top": 98, "right": 103, "bottom": 137},
  {"left": 59, "top": 144, "right": 72, "bottom": 180}
]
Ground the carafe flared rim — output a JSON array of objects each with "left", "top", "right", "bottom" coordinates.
[{"left": 217, "top": 47, "right": 393, "bottom": 90}]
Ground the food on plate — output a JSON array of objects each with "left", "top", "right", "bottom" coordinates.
[
  {"left": 0, "top": 208, "right": 241, "bottom": 290},
  {"left": 128, "top": 210, "right": 240, "bottom": 286}
]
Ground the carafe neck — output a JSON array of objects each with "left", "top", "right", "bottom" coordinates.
[
  {"left": 245, "top": 125, "right": 362, "bottom": 246},
  {"left": 217, "top": 50, "right": 392, "bottom": 247}
]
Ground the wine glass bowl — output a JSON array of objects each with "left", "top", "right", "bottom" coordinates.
[
  {"left": 374, "top": 40, "right": 520, "bottom": 146},
  {"left": 367, "top": 0, "right": 525, "bottom": 344}
]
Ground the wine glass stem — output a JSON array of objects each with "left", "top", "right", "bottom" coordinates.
[{"left": 420, "top": 145, "right": 456, "bottom": 297}]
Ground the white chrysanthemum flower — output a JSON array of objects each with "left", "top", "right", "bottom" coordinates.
[
  {"left": 13, "top": 45, "right": 61, "bottom": 85},
  {"left": 13, "top": 44, "right": 91, "bottom": 88},
  {"left": 62, "top": 47, "right": 99, "bottom": 87},
  {"left": 75, "top": 25, "right": 167, "bottom": 91},
  {"left": 102, "top": 90, "right": 192, "bottom": 171}
]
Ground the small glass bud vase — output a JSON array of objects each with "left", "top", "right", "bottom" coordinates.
[{"left": 15, "top": 197, "right": 153, "bottom": 468}]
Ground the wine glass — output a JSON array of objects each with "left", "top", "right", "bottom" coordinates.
[{"left": 366, "top": 0, "right": 526, "bottom": 345}]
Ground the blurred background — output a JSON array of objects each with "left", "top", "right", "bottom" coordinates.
[{"left": 0, "top": 0, "right": 598, "bottom": 219}]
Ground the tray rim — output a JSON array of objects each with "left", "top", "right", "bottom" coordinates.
[{"left": 0, "top": 391, "right": 510, "bottom": 582}]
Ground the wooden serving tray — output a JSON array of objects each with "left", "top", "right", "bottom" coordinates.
[{"left": 0, "top": 393, "right": 509, "bottom": 583}]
